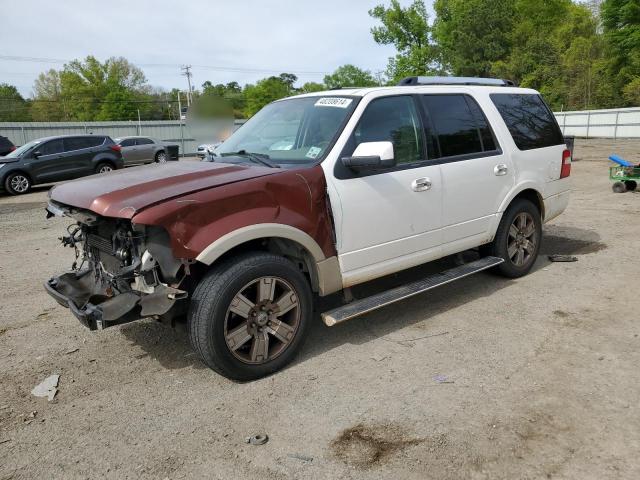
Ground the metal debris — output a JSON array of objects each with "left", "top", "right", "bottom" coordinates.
[
  {"left": 245, "top": 434, "right": 269, "bottom": 445},
  {"left": 548, "top": 254, "right": 578, "bottom": 262},
  {"left": 433, "top": 374, "right": 454, "bottom": 384},
  {"left": 287, "top": 453, "right": 314, "bottom": 462},
  {"left": 31, "top": 374, "right": 59, "bottom": 401}
]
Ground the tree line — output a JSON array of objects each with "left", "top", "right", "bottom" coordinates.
[{"left": 0, "top": 0, "right": 637, "bottom": 122}]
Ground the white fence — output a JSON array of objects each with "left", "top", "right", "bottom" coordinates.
[
  {"left": 0, "top": 119, "right": 245, "bottom": 155},
  {"left": 554, "top": 107, "right": 640, "bottom": 139}
]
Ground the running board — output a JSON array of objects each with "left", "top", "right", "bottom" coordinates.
[{"left": 322, "top": 256, "right": 504, "bottom": 326}]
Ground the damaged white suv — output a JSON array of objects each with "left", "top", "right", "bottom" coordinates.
[{"left": 45, "top": 76, "right": 571, "bottom": 380}]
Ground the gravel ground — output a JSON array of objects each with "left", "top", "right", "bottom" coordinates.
[{"left": 0, "top": 139, "right": 639, "bottom": 479}]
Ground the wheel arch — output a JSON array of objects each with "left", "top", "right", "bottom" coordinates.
[
  {"left": 499, "top": 185, "right": 545, "bottom": 220},
  {"left": 2, "top": 168, "right": 33, "bottom": 187},
  {"left": 195, "top": 224, "right": 342, "bottom": 296}
]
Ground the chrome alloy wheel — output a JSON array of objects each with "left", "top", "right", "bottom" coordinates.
[
  {"left": 10, "top": 174, "right": 29, "bottom": 193},
  {"left": 507, "top": 212, "right": 537, "bottom": 267},
  {"left": 98, "top": 164, "right": 113, "bottom": 173},
  {"left": 224, "top": 276, "right": 301, "bottom": 364}
]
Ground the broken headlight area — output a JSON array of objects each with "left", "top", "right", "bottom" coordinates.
[{"left": 45, "top": 203, "right": 188, "bottom": 330}]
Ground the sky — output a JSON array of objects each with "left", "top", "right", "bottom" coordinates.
[{"left": 0, "top": 0, "right": 435, "bottom": 98}]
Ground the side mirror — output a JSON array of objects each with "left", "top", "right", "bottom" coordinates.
[
  {"left": 32, "top": 150, "right": 41, "bottom": 158},
  {"left": 341, "top": 141, "right": 396, "bottom": 170}
]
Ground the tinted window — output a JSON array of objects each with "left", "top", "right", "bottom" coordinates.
[
  {"left": 421, "top": 94, "right": 496, "bottom": 158},
  {"left": 64, "top": 137, "right": 96, "bottom": 151},
  {"left": 0, "top": 136, "right": 13, "bottom": 148},
  {"left": 490, "top": 94, "right": 564, "bottom": 150},
  {"left": 352, "top": 96, "right": 423, "bottom": 165},
  {"left": 136, "top": 138, "right": 154, "bottom": 145},
  {"left": 86, "top": 136, "right": 105, "bottom": 147},
  {"left": 120, "top": 138, "right": 135, "bottom": 147},
  {"left": 39, "top": 139, "right": 64, "bottom": 155}
]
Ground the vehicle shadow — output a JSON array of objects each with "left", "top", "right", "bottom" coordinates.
[
  {"left": 296, "top": 225, "right": 605, "bottom": 365},
  {"left": 118, "top": 225, "right": 604, "bottom": 374},
  {"left": 119, "top": 319, "right": 207, "bottom": 371}
]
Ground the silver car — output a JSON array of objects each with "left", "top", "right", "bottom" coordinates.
[{"left": 114, "top": 136, "right": 169, "bottom": 165}]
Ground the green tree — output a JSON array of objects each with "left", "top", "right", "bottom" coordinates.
[
  {"left": 433, "top": 0, "right": 515, "bottom": 76},
  {"left": 601, "top": 0, "right": 640, "bottom": 104},
  {"left": 300, "top": 82, "right": 326, "bottom": 93},
  {"left": 0, "top": 83, "right": 30, "bottom": 121},
  {"left": 323, "top": 65, "right": 377, "bottom": 89},
  {"left": 243, "top": 74, "right": 297, "bottom": 116},
  {"left": 369, "top": 0, "right": 440, "bottom": 82},
  {"left": 31, "top": 69, "right": 67, "bottom": 121}
]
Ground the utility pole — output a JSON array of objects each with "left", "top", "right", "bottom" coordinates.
[{"left": 181, "top": 65, "right": 193, "bottom": 106}]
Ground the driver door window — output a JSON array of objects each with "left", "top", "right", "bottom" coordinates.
[
  {"left": 39, "top": 139, "right": 64, "bottom": 156},
  {"left": 352, "top": 96, "right": 424, "bottom": 165}
]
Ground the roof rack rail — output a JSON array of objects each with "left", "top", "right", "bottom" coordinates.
[{"left": 398, "top": 76, "right": 517, "bottom": 87}]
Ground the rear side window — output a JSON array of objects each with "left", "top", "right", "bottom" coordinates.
[
  {"left": 120, "top": 139, "right": 135, "bottom": 147},
  {"left": 490, "top": 94, "right": 564, "bottom": 150},
  {"left": 136, "top": 138, "right": 154, "bottom": 145},
  {"left": 65, "top": 136, "right": 104, "bottom": 151},
  {"left": 86, "top": 136, "right": 105, "bottom": 147},
  {"left": 352, "top": 96, "right": 424, "bottom": 165},
  {"left": 421, "top": 94, "right": 497, "bottom": 159}
]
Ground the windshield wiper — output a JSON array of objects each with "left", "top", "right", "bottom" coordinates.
[{"left": 222, "top": 150, "right": 279, "bottom": 168}]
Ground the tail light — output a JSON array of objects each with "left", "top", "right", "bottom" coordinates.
[
  {"left": 10, "top": 145, "right": 16, "bottom": 152},
  {"left": 109, "top": 145, "right": 122, "bottom": 153},
  {"left": 560, "top": 149, "right": 571, "bottom": 178}
]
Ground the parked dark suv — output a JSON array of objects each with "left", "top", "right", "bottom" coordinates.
[
  {"left": 0, "top": 136, "right": 16, "bottom": 156},
  {"left": 0, "top": 135, "right": 123, "bottom": 195}
]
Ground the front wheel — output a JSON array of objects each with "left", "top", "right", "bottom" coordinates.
[
  {"left": 155, "top": 151, "right": 167, "bottom": 163},
  {"left": 4, "top": 172, "right": 31, "bottom": 195},
  {"left": 487, "top": 198, "right": 542, "bottom": 278},
  {"left": 188, "top": 252, "right": 313, "bottom": 381}
]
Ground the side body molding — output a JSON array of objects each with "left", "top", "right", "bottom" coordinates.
[{"left": 196, "top": 223, "right": 343, "bottom": 296}]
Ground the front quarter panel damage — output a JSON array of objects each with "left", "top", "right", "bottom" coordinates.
[{"left": 131, "top": 165, "right": 336, "bottom": 262}]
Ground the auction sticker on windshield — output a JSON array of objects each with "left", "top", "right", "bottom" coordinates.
[{"left": 314, "top": 97, "right": 353, "bottom": 108}]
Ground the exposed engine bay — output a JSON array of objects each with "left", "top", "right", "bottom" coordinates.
[{"left": 45, "top": 201, "right": 188, "bottom": 330}]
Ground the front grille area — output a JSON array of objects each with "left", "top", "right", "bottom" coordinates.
[{"left": 86, "top": 233, "right": 113, "bottom": 254}]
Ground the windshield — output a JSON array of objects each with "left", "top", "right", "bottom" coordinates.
[
  {"left": 4, "top": 139, "right": 41, "bottom": 159},
  {"left": 216, "top": 96, "right": 358, "bottom": 165}
]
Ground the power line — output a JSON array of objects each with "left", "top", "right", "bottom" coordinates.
[{"left": 0, "top": 55, "right": 330, "bottom": 76}]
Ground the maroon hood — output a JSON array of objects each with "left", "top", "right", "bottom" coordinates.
[{"left": 49, "top": 161, "right": 277, "bottom": 219}]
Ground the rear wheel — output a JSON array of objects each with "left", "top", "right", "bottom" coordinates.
[
  {"left": 487, "top": 198, "right": 542, "bottom": 278},
  {"left": 155, "top": 151, "right": 167, "bottom": 163},
  {"left": 188, "top": 252, "right": 312, "bottom": 381},
  {"left": 95, "top": 162, "right": 114, "bottom": 174},
  {"left": 612, "top": 181, "right": 627, "bottom": 193},
  {"left": 624, "top": 180, "right": 637, "bottom": 191},
  {"left": 4, "top": 172, "right": 31, "bottom": 195}
]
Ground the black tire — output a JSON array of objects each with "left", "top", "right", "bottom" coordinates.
[
  {"left": 624, "top": 180, "right": 637, "bottom": 191},
  {"left": 95, "top": 162, "right": 114, "bottom": 174},
  {"left": 612, "top": 181, "right": 627, "bottom": 193},
  {"left": 155, "top": 151, "right": 167, "bottom": 163},
  {"left": 188, "top": 252, "right": 313, "bottom": 381},
  {"left": 487, "top": 198, "right": 542, "bottom": 278},
  {"left": 4, "top": 171, "right": 32, "bottom": 195}
]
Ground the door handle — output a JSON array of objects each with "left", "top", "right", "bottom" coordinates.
[
  {"left": 494, "top": 164, "right": 508, "bottom": 176},
  {"left": 411, "top": 177, "right": 432, "bottom": 192}
]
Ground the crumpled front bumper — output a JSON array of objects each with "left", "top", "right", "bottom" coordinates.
[{"left": 44, "top": 270, "right": 187, "bottom": 330}]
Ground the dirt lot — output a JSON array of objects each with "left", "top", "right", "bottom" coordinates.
[{"left": 1, "top": 139, "right": 639, "bottom": 479}]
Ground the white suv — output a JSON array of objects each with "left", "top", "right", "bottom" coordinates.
[{"left": 46, "top": 76, "right": 571, "bottom": 380}]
